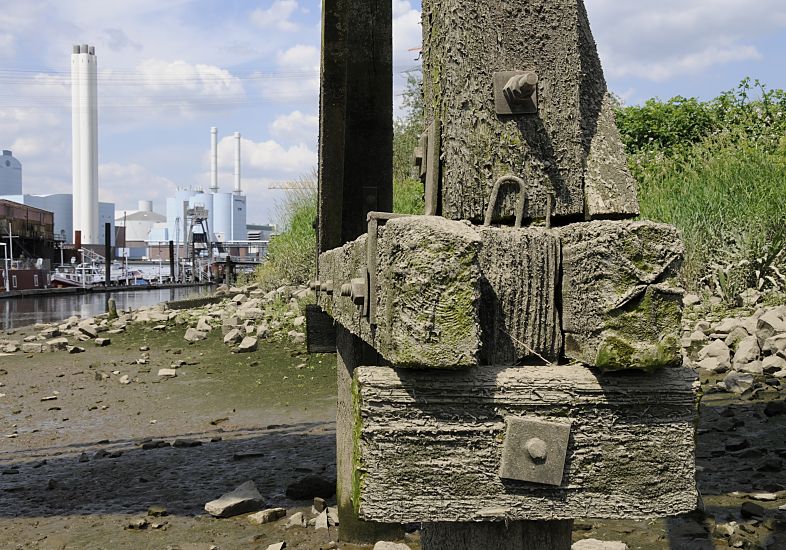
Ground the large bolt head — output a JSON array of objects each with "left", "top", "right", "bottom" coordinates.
[{"left": 525, "top": 437, "right": 548, "bottom": 462}]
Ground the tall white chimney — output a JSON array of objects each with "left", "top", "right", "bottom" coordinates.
[
  {"left": 210, "top": 127, "right": 218, "bottom": 193},
  {"left": 233, "top": 131, "right": 241, "bottom": 194},
  {"left": 71, "top": 43, "right": 99, "bottom": 244}
]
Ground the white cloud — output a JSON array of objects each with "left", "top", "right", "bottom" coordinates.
[
  {"left": 392, "top": 0, "right": 421, "bottom": 69},
  {"left": 0, "top": 33, "right": 15, "bottom": 58},
  {"left": 269, "top": 110, "right": 318, "bottom": 145},
  {"left": 217, "top": 136, "right": 315, "bottom": 177},
  {"left": 257, "top": 44, "right": 319, "bottom": 104},
  {"left": 251, "top": 0, "right": 299, "bottom": 32},
  {"left": 585, "top": 0, "right": 786, "bottom": 82}
]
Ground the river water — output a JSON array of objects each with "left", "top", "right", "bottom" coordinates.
[{"left": 0, "top": 286, "right": 212, "bottom": 330}]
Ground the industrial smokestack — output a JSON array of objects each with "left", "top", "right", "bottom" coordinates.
[
  {"left": 234, "top": 131, "right": 241, "bottom": 194},
  {"left": 71, "top": 43, "right": 99, "bottom": 244},
  {"left": 210, "top": 127, "right": 218, "bottom": 193}
]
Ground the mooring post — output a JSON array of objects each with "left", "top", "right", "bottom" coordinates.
[
  {"left": 318, "top": 0, "right": 400, "bottom": 543},
  {"left": 168, "top": 240, "right": 175, "bottom": 283},
  {"left": 315, "top": 1, "right": 696, "bottom": 549},
  {"left": 104, "top": 222, "right": 111, "bottom": 287}
]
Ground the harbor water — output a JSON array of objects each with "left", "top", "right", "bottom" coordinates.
[{"left": 0, "top": 286, "right": 212, "bottom": 330}]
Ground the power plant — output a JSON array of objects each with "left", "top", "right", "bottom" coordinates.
[{"left": 71, "top": 44, "right": 99, "bottom": 244}]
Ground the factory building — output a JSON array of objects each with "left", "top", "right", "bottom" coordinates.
[
  {"left": 115, "top": 201, "right": 166, "bottom": 259},
  {"left": 1, "top": 194, "right": 114, "bottom": 246},
  {"left": 0, "top": 150, "right": 22, "bottom": 195}
]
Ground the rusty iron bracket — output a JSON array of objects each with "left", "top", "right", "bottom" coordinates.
[
  {"left": 499, "top": 416, "right": 571, "bottom": 486},
  {"left": 366, "top": 211, "right": 413, "bottom": 325},
  {"left": 484, "top": 175, "right": 527, "bottom": 228},
  {"left": 493, "top": 71, "right": 539, "bottom": 116}
]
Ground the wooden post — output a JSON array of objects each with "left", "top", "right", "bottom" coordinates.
[
  {"left": 104, "top": 222, "right": 111, "bottom": 287},
  {"left": 168, "top": 240, "right": 175, "bottom": 282},
  {"left": 318, "top": 0, "right": 399, "bottom": 542}
]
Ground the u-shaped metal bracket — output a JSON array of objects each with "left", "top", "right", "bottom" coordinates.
[{"left": 484, "top": 175, "right": 527, "bottom": 228}]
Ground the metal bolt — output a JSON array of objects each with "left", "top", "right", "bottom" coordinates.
[
  {"left": 525, "top": 437, "right": 548, "bottom": 462},
  {"left": 309, "top": 280, "right": 321, "bottom": 290},
  {"left": 340, "top": 283, "right": 352, "bottom": 297},
  {"left": 503, "top": 72, "right": 538, "bottom": 105},
  {"left": 350, "top": 278, "right": 366, "bottom": 306},
  {"left": 320, "top": 280, "right": 334, "bottom": 294}
]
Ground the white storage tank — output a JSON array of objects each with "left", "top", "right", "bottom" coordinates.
[
  {"left": 213, "top": 192, "right": 232, "bottom": 242},
  {"left": 166, "top": 189, "right": 192, "bottom": 243},
  {"left": 189, "top": 190, "right": 214, "bottom": 239}
]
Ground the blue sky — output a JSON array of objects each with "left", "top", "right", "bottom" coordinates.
[{"left": 1, "top": 0, "right": 785, "bottom": 224}]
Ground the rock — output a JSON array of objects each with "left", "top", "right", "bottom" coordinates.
[
  {"left": 248, "top": 508, "right": 286, "bottom": 524},
  {"left": 238, "top": 308, "right": 265, "bottom": 321},
  {"left": 725, "top": 327, "right": 750, "bottom": 350},
  {"left": 184, "top": 328, "right": 207, "bottom": 342},
  {"left": 21, "top": 342, "right": 45, "bottom": 353},
  {"left": 286, "top": 474, "right": 335, "bottom": 500},
  {"left": 724, "top": 372, "right": 755, "bottom": 394},
  {"left": 196, "top": 317, "right": 213, "bottom": 332},
  {"left": 736, "top": 360, "right": 763, "bottom": 375},
  {"left": 713, "top": 318, "right": 741, "bottom": 335},
  {"left": 78, "top": 321, "right": 98, "bottom": 338},
  {"left": 725, "top": 438, "right": 749, "bottom": 452},
  {"left": 373, "top": 543, "right": 412, "bottom": 550},
  {"left": 327, "top": 506, "right": 339, "bottom": 526},
  {"left": 733, "top": 336, "right": 761, "bottom": 368},
  {"left": 157, "top": 368, "right": 177, "bottom": 378},
  {"left": 315, "top": 509, "right": 329, "bottom": 530},
  {"left": 67, "top": 345, "right": 85, "bottom": 354},
  {"left": 147, "top": 505, "right": 168, "bottom": 517},
  {"left": 757, "top": 310, "right": 786, "bottom": 341},
  {"left": 292, "top": 316, "right": 306, "bottom": 328},
  {"left": 265, "top": 543, "right": 286, "bottom": 550},
  {"left": 285, "top": 511, "right": 306, "bottom": 529},
  {"left": 572, "top": 540, "right": 628, "bottom": 550},
  {"left": 762, "top": 355, "right": 786, "bottom": 374},
  {"left": 126, "top": 518, "right": 149, "bottom": 530},
  {"left": 119, "top": 375, "right": 130, "bottom": 385},
  {"left": 223, "top": 329, "right": 243, "bottom": 345},
  {"left": 232, "top": 293, "right": 247, "bottom": 305},
  {"left": 288, "top": 331, "right": 306, "bottom": 345},
  {"left": 172, "top": 438, "right": 202, "bottom": 448},
  {"left": 237, "top": 337, "right": 258, "bottom": 353},
  {"left": 204, "top": 480, "right": 264, "bottom": 518},
  {"left": 764, "top": 401, "right": 786, "bottom": 417},
  {"left": 695, "top": 357, "right": 728, "bottom": 374},
  {"left": 740, "top": 501, "right": 765, "bottom": 519},
  {"left": 313, "top": 496, "right": 327, "bottom": 513},
  {"left": 698, "top": 340, "right": 731, "bottom": 370},
  {"left": 47, "top": 337, "right": 69, "bottom": 351},
  {"left": 257, "top": 324, "right": 270, "bottom": 338},
  {"left": 683, "top": 293, "right": 701, "bottom": 307},
  {"left": 3, "top": 343, "right": 19, "bottom": 353},
  {"left": 749, "top": 492, "right": 778, "bottom": 501},
  {"left": 94, "top": 338, "right": 111, "bottom": 347}
]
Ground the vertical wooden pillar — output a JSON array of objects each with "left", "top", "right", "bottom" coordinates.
[
  {"left": 104, "top": 222, "right": 111, "bottom": 287},
  {"left": 318, "top": 0, "right": 398, "bottom": 543},
  {"left": 169, "top": 240, "right": 175, "bottom": 282}
]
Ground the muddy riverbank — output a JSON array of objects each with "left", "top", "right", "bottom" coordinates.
[{"left": 0, "top": 291, "right": 785, "bottom": 549}]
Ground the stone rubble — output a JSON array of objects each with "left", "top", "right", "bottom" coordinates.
[{"left": 204, "top": 480, "right": 264, "bottom": 518}]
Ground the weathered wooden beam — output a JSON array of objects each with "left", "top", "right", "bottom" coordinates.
[
  {"left": 422, "top": 0, "right": 639, "bottom": 224},
  {"left": 557, "top": 220, "right": 684, "bottom": 372},
  {"left": 352, "top": 364, "right": 698, "bottom": 523},
  {"left": 478, "top": 227, "right": 562, "bottom": 364},
  {"left": 318, "top": 216, "right": 482, "bottom": 368}
]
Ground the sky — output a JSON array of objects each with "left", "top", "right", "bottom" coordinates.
[{"left": 1, "top": 0, "right": 785, "bottom": 225}]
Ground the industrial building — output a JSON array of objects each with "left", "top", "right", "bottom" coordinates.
[{"left": 0, "top": 150, "right": 22, "bottom": 195}]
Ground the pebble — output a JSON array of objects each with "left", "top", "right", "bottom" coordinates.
[
  {"left": 248, "top": 508, "right": 286, "bottom": 524},
  {"left": 157, "top": 368, "right": 177, "bottom": 378}
]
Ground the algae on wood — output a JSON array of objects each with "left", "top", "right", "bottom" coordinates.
[
  {"left": 352, "top": 364, "right": 698, "bottom": 522},
  {"left": 318, "top": 216, "right": 482, "bottom": 369},
  {"left": 557, "top": 220, "right": 684, "bottom": 371}
]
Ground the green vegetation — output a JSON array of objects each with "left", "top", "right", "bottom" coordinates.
[{"left": 618, "top": 79, "right": 786, "bottom": 297}]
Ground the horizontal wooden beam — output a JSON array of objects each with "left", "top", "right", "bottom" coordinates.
[{"left": 352, "top": 364, "right": 698, "bottom": 522}]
